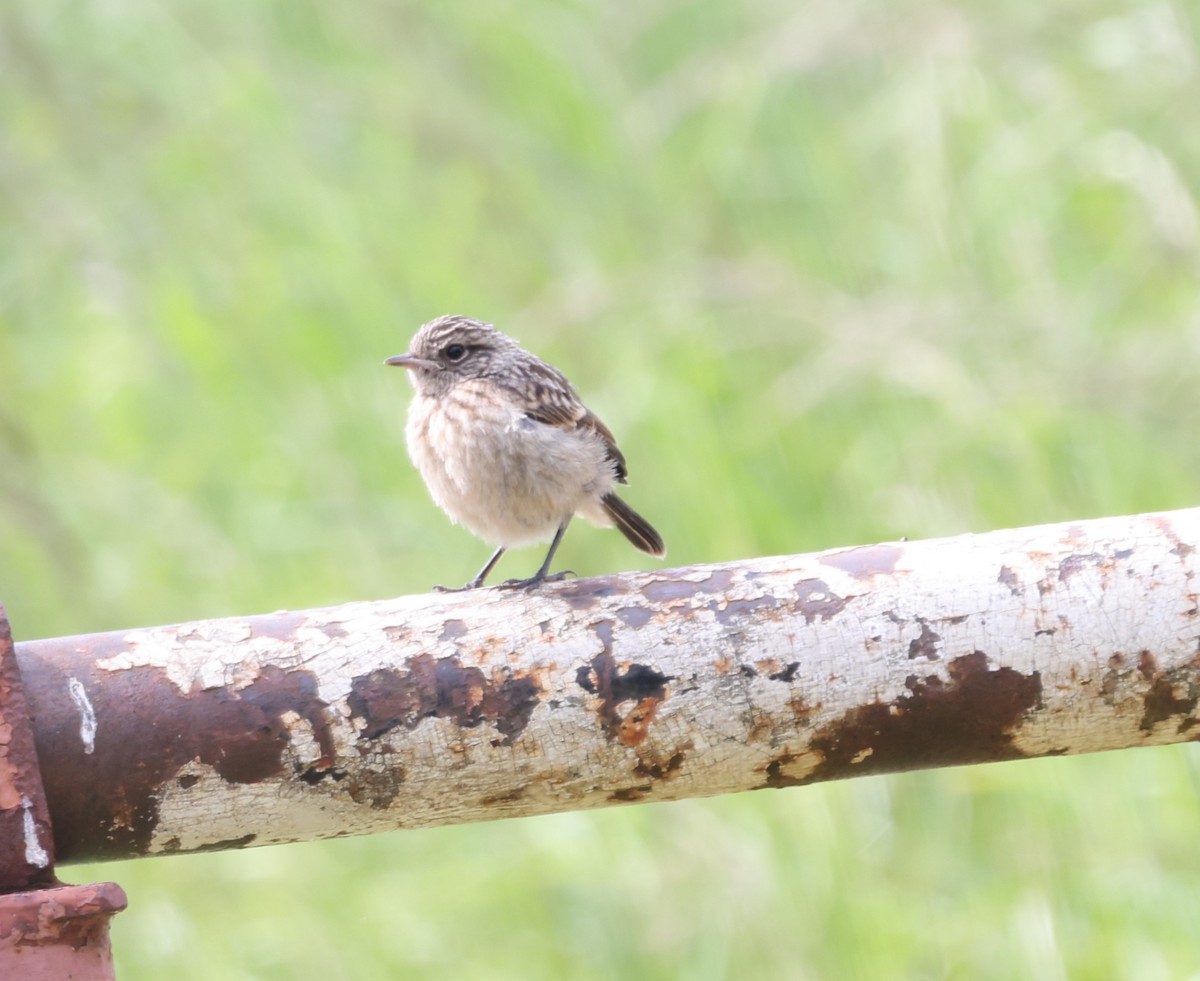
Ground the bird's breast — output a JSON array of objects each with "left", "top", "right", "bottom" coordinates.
[{"left": 405, "top": 381, "right": 616, "bottom": 546}]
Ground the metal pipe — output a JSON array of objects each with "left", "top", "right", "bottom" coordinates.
[{"left": 15, "top": 508, "right": 1200, "bottom": 865}]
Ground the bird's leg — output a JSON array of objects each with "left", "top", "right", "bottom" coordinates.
[
  {"left": 434, "top": 546, "right": 506, "bottom": 592},
  {"left": 498, "top": 522, "right": 575, "bottom": 590}
]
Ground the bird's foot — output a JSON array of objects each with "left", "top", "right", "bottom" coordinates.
[{"left": 496, "top": 569, "right": 576, "bottom": 590}]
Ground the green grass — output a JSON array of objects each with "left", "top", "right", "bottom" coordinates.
[{"left": 4, "top": 0, "right": 1200, "bottom": 976}]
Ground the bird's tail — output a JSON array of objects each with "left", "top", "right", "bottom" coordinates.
[{"left": 601, "top": 493, "right": 666, "bottom": 558}]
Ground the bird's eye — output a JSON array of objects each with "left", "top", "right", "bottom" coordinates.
[{"left": 443, "top": 343, "right": 467, "bottom": 362}]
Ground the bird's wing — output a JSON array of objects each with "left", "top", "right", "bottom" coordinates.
[
  {"left": 501, "top": 359, "right": 629, "bottom": 484},
  {"left": 578, "top": 410, "right": 628, "bottom": 484}
]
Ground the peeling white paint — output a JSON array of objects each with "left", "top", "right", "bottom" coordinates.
[
  {"left": 67, "top": 676, "right": 97, "bottom": 754},
  {"left": 22, "top": 797, "right": 50, "bottom": 867},
  {"left": 101, "top": 619, "right": 292, "bottom": 693}
]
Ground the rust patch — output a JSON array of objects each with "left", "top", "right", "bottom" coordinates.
[
  {"left": 607, "top": 786, "right": 650, "bottom": 802},
  {"left": 247, "top": 610, "right": 307, "bottom": 642},
  {"left": 576, "top": 622, "right": 673, "bottom": 744},
  {"left": 1150, "top": 514, "right": 1195, "bottom": 558},
  {"left": 792, "top": 580, "right": 847, "bottom": 624},
  {"left": 642, "top": 569, "right": 735, "bottom": 604},
  {"left": 633, "top": 746, "right": 690, "bottom": 780},
  {"left": 345, "top": 767, "right": 405, "bottom": 810},
  {"left": 641, "top": 580, "right": 701, "bottom": 602},
  {"left": 819, "top": 544, "right": 902, "bottom": 579},
  {"left": 997, "top": 565, "right": 1021, "bottom": 596},
  {"left": 17, "top": 644, "right": 338, "bottom": 862},
  {"left": 192, "top": 833, "right": 257, "bottom": 853},
  {"left": 347, "top": 654, "right": 540, "bottom": 746},
  {"left": 768, "top": 662, "right": 799, "bottom": 682},
  {"left": 802, "top": 652, "right": 1042, "bottom": 782},
  {"left": 907, "top": 620, "right": 941, "bottom": 660},
  {"left": 0, "top": 605, "right": 57, "bottom": 887},
  {"left": 552, "top": 578, "right": 628, "bottom": 611},
  {"left": 763, "top": 750, "right": 803, "bottom": 788},
  {"left": 712, "top": 594, "right": 779, "bottom": 625},
  {"left": 613, "top": 698, "right": 661, "bottom": 746},
  {"left": 239, "top": 666, "right": 338, "bottom": 779},
  {"left": 1059, "top": 553, "right": 1103, "bottom": 581},
  {"left": 1140, "top": 679, "right": 1197, "bottom": 732},
  {"left": 789, "top": 694, "right": 816, "bottom": 724},
  {"left": 616, "top": 606, "right": 654, "bottom": 628},
  {"left": 1138, "top": 656, "right": 1200, "bottom": 733},
  {"left": 438, "top": 619, "right": 468, "bottom": 642},
  {"left": 0, "top": 881, "right": 127, "bottom": 949},
  {"left": 747, "top": 709, "right": 774, "bottom": 742}
]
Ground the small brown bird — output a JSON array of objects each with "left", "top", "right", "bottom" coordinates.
[{"left": 386, "top": 315, "right": 665, "bottom": 590}]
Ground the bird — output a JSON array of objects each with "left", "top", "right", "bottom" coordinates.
[{"left": 385, "top": 314, "right": 665, "bottom": 590}]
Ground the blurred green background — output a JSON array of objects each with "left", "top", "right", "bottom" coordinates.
[{"left": 4, "top": 0, "right": 1200, "bottom": 977}]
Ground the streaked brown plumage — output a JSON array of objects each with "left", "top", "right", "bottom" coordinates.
[{"left": 386, "top": 315, "right": 665, "bottom": 589}]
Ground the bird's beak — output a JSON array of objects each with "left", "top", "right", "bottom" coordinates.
[{"left": 384, "top": 353, "right": 439, "bottom": 370}]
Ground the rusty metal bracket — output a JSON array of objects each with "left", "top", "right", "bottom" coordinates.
[{"left": 0, "top": 603, "right": 126, "bottom": 979}]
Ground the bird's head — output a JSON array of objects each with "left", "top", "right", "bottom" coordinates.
[{"left": 385, "top": 315, "right": 519, "bottom": 397}]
